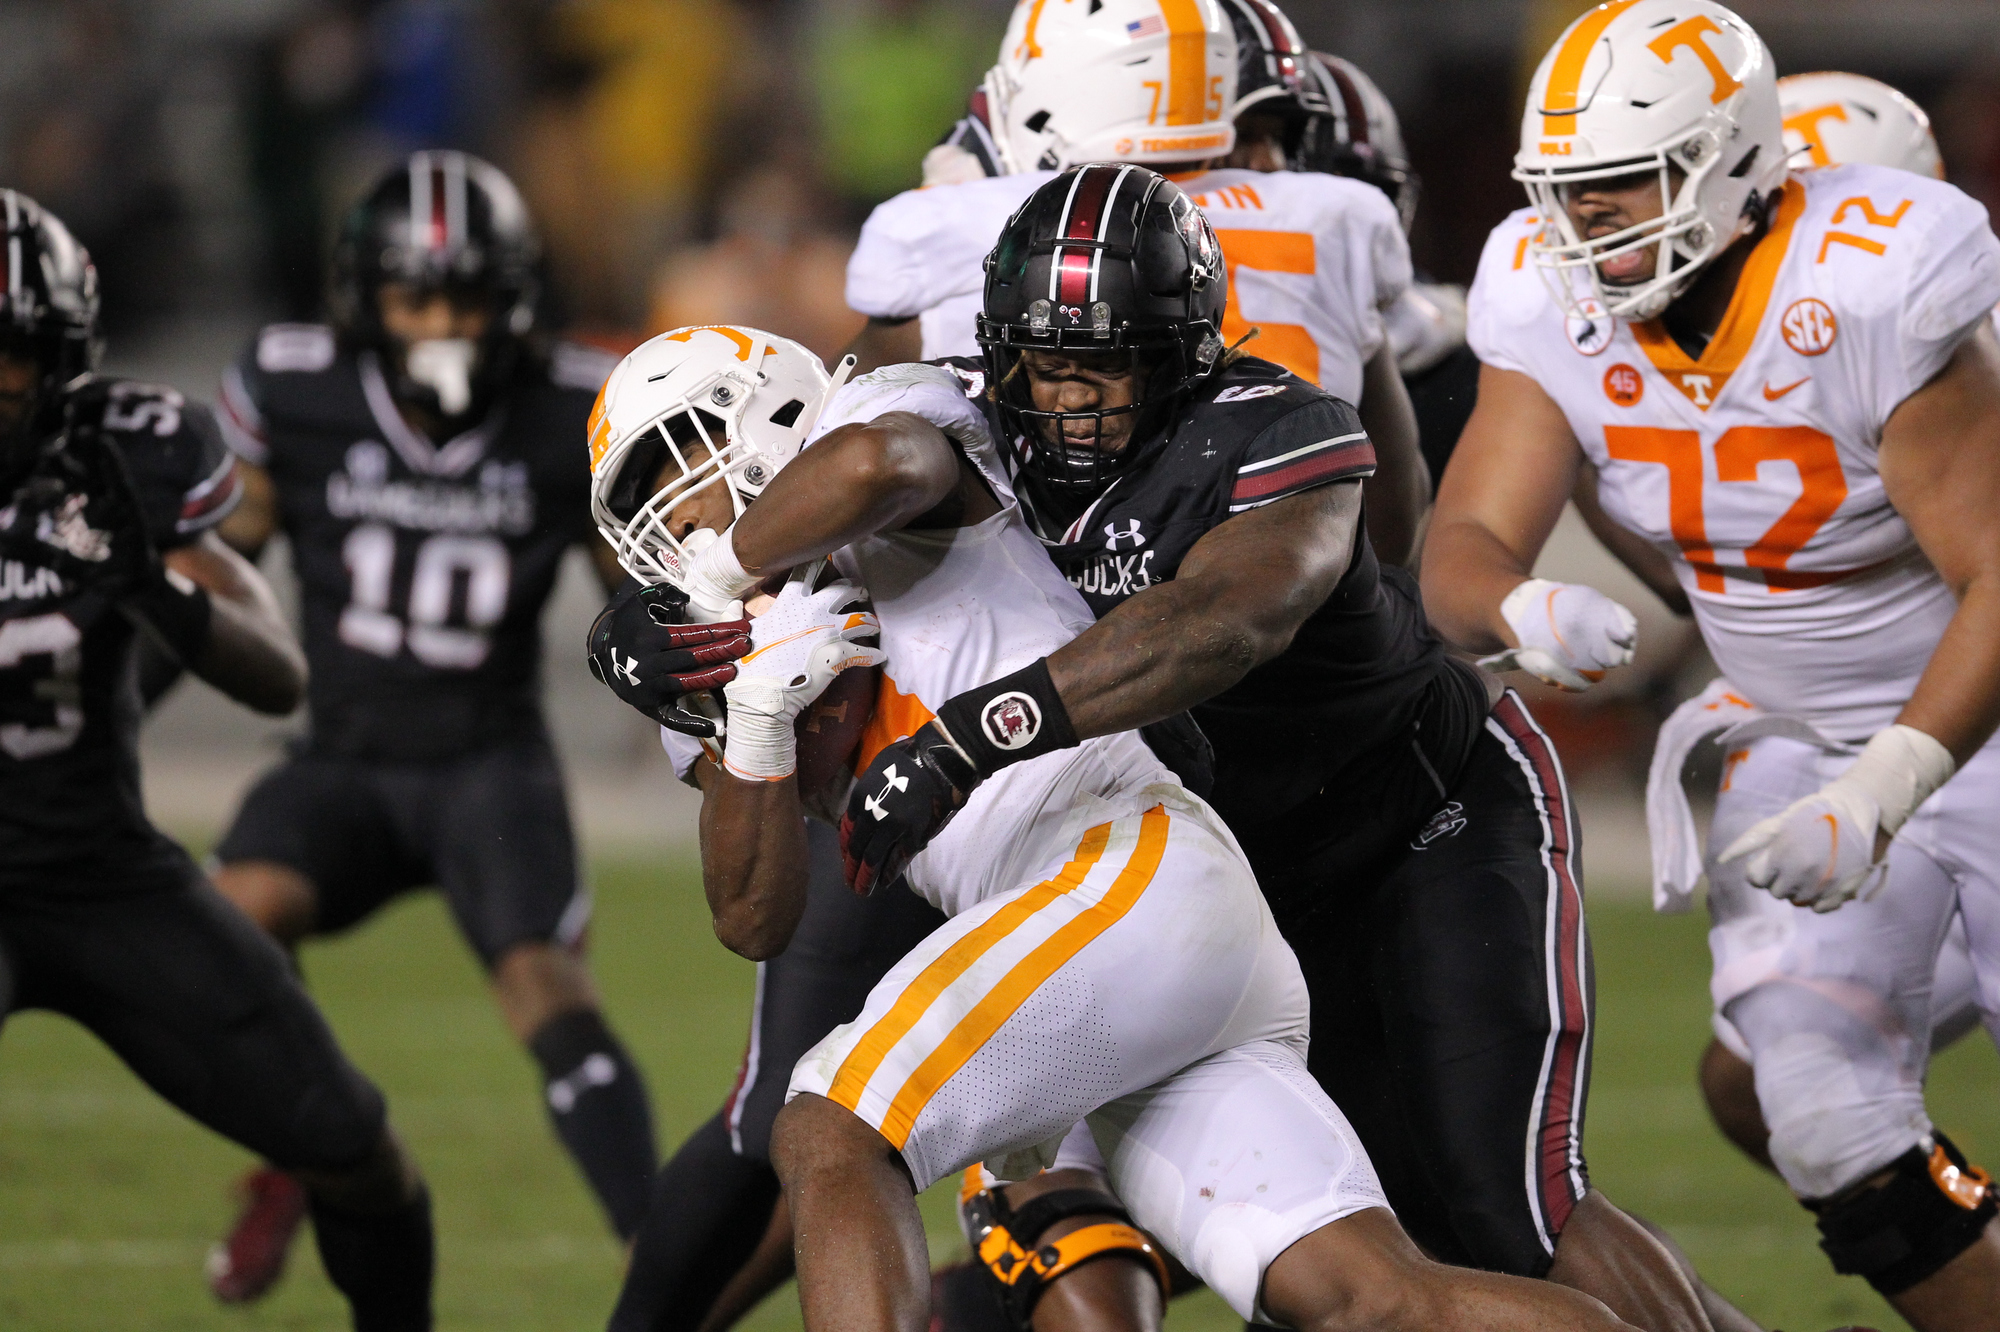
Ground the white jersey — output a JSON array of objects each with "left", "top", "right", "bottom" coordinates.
[
  {"left": 845, "top": 168, "right": 1411, "bottom": 403},
  {"left": 1468, "top": 164, "right": 2000, "bottom": 741},
  {"left": 809, "top": 363, "right": 1175, "bottom": 919}
]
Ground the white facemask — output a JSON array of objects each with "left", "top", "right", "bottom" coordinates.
[{"left": 405, "top": 338, "right": 478, "bottom": 417}]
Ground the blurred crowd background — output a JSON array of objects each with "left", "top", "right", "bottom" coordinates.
[{"left": 3, "top": 0, "right": 1999, "bottom": 862}]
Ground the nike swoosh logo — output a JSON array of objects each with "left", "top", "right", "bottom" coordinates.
[{"left": 1763, "top": 378, "right": 1809, "bottom": 401}]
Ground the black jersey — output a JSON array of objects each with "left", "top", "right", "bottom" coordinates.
[
  {"left": 956, "top": 354, "right": 1489, "bottom": 848},
  {"left": 219, "top": 326, "right": 613, "bottom": 761},
  {"left": 0, "top": 379, "right": 240, "bottom": 891}
]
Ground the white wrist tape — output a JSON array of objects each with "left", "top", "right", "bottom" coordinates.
[
  {"left": 1842, "top": 724, "right": 1955, "bottom": 837},
  {"left": 681, "top": 528, "right": 759, "bottom": 622},
  {"left": 720, "top": 682, "right": 796, "bottom": 782}
]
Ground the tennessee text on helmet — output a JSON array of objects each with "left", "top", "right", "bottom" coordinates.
[
  {"left": 977, "top": 165, "right": 1227, "bottom": 496},
  {"left": 981, "top": 0, "right": 1238, "bottom": 175},
  {"left": 1512, "top": 0, "right": 1789, "bottom": 322},
  {"left": 329, "top": 151, "right": 541, "bottom": 423},
  {"left": 1220, "top": 0, "right": 1327, "bottom": 159},
  {"left": 0, "top": 191, "right": 101, "bottom": 451},
  {"left": 1778, "top": 71, "right": 1945, "bottom": 179},
  {"left": 1298, "top": 53, "right": 1419, "bottom": 233},
  {"left": 587, "top": 325, "right": 853, "bottom": 588}
]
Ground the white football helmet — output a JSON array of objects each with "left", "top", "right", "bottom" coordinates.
[
  {"left": 1778, "top": 72, "right": 1944, "bottom": 178},
  {"left": 588, "top": 326, "right": 852, "bottom": 586},
  {"left": 981, "top": 0, "right": 1237, "bottom": 174},
  {"left": 1513, "top": 0, "right": 1788, "bottom": 322}
]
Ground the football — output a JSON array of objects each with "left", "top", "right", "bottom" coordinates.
[{"left": 795, "top": 661, "right": 878, "bottom": 798}]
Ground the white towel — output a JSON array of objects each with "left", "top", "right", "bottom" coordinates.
[{"left": 1645, "top": 680, "right": 1762, "bottom": 913}]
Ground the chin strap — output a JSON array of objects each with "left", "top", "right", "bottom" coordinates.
[{"left": 963, "top": 1182, "right": 1169, "bottom": 1330}]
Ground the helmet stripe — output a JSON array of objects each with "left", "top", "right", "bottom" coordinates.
[
  {"left": 444, "top": 152, "right": 467, "bottom": 251},
  {"left": 1320, "top": 58, "right": 1371, "bottom": 146},
  {"left": 1052, "top": 165, "right": 1120, "bottom": 307},
  {"left": 1159, "top": 0, "right": 1209, "bottom": 127},
  {"left": 1541, "top": 0, "right": 1646, "bottom": 136},
  {"left": 408, "top": 153, "right": 431, "bottom": 256}
]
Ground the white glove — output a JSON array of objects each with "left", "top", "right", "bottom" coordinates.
[
  {"left": 721, "top": 564, "right": 886, "bottom": 781},
  {"left": 1719, "top": 724, "right": 1955, "bottom": 912},
  {"left": 1483, "top": 577, "right": 1638, "bottom": 692},
  {"left": 678, "top": 527, "right": 759, "bottom": 623}
]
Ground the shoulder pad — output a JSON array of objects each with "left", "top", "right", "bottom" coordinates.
[
  {"left": 255, "top": 323, "right": 338, "bottom": 375},
  {"left": 74, "top": 379, "right": 240, "bottom": 545}
]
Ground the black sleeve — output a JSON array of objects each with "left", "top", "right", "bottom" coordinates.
[
  {"left": 215, "top": 337, "right": 271, "bottom": 465},
  {"left": 82, "top": 382, "right": 242, "bottom": 550},
  {"left": 1227, "top": 396, "right": 1375, "bottom": 514}
]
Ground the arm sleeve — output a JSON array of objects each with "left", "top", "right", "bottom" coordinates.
[
  {"left": 1228, "top": 397, "right": 1374, "bottom": 513},
  {"left": 1889, "top": 189, "right": 2000, "bottom": 414},
  {"left": 215, "top": 342, "right": 270, "bottom": 465}
]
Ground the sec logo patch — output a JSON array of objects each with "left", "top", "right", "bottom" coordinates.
[
  {"left": 1781, "top": 298, "right": 1838, "bottom": 356},
  {"left": 1603, "top": 363, "right": 1644, "bottom": 407},
  {"left": 1565, "top": 296, "right": 1613, "bottom": 356}
]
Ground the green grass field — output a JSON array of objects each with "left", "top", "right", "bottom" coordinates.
[{"left": 0, "top": 850, "right": 1993, "bottom": 1332}]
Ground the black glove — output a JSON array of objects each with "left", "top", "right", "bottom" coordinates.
[
  {"left": 586, "top": 580, "right": 751, "bottom": 736},
  {"left": 839, "top": 721, "right": 978, "bottom": 896},
  {"left": 839, "top": 658, "right": 1082, "bottom": 895},
  {"left": 0, "top": 428, "right": 210, "bottom": 652}
]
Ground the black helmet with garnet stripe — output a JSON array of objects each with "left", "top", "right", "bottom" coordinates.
[
  {"left": 977, "top": 164, "right": 1226, "bottom": 495},
  {"left": 0, "top": 190, "right": 101, "bottom": 455}
]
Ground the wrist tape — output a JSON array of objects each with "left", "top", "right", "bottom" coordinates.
[
  {"left": 125, "top": 567, "right": 213, "bottom": 662},
  {"left": 1845, "top": 724, "right": 1956, "bottom": 837},
  {"left": 682, "top": 528, "right": 759, "bottom": 622},
  {"left": 933, "top": 658, "right": 1080, "bottom": 784}
]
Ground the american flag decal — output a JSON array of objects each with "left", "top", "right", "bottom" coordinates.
[{"left": 1125, "top": 14, "right": 1165, "bottom": 38}]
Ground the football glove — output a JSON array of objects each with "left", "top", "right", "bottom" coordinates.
[
  {"left": 720, "top": 564, "right": 884, "bottom": 781},
  {"left": 838, "top": 659, "right": 1081, "bottom": 894},
  {"left": 839, "top": 722, "right": 976, "bottom": 896},
  {"left": 587, "top": 581, "right": 750, "bottom": 738},
  {"left": 1719, "top": 724, "right": 1955, "bottom": 912},
  {"left": 1482, "top": 577, "right": 1638, "bottom": 692}
]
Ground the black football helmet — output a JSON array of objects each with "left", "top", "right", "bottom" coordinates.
[
  {"left": 0, "top": 191, "right": 101, "bottom": 458},
  {"left": 1296, "top": 53, "right": 1420, "bottom": 233},
  {"left": 328, "top": 151, "right": 540, "bottom": 425},
  {"left": 1221, "top": 0, "right": 1327, "bottom": 159},
  {"left": 977, "top": 165, "right": 1226, "bottom": 496}
]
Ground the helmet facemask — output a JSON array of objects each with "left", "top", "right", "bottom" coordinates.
[
  {"left": 1517, "top": 138, "right": 1757, "bottom": 322},
  {"left": 982, "top": 340, "right": 1190, "bottom": 498},
  {"left": 589, "top": 333, "right": 851, "bottom": 588}
]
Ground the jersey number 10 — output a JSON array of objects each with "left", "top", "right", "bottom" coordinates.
[{"left": 339, "top": 524, "right": 511, "bottom": 669}]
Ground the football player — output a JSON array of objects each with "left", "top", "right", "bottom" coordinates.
[
  {"left": 841, "top": 0, "right": 1429, "bottom": 567},
  {"left": 627, "top": 162, "right": 1721, "bottom": 1330},
  {"left": 200, "top": 153, "right": 657, "bottom": 1298},
  {"left": 0, "top": 192, "right": 435, "bottom": 1329},
  {"left": 1422, "top": 3, "right": 2000, "bottom": 1328},
  {"left": 1642, "top": 68, "right": 1996, "bottom": 1187},
  {"left": 592, "top": 319, "right": 1646, "bottom": 1332}
]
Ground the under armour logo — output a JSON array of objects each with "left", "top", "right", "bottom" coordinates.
[
  {"left": 1103, "top": 519, "right": 1145, "bottom": 550},
  {"left": 546, "top": 1052, "right": 617, "bottom": 1113},
  {"left": 612, "top": 651, "right": 641, "bottom": 687},
  {"left": 865, "top": 764, "right": 909, "bottom": 820}
]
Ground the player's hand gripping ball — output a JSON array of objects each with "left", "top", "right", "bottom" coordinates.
[
  {"left": 840, "top": 722, "right": 977, "bottom": 896},
  {"left": 1486, "top": 577, "right": 1638, "bottom": 692},
  {"left": 719, "top": 565, "right": 884, "bottom": 782},
  {"left": 587, "top": 581, "right": 750, "bottom": 737}
]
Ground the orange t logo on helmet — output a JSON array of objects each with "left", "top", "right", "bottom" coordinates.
[{"left": 1646, "top": 16, "right": 1744, "bottom": 104}]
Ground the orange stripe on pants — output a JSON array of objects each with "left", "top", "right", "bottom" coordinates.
[
  {"left": 877, "top": 807, "right": 1172, "bottom": 1149},
  {"left": 827, "top": 824, "right": 1114, "bottom": 1112}
]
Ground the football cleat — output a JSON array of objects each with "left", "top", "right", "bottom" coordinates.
[{"left": 206, "top": 1165, "right": 309, "bottom": 1304}]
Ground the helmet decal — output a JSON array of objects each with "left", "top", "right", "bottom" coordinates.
[
  {"left": 1778, "top": 71, "right": 1944, "bottom": 179},
  {"left": 1647, "top": 17, "right": 1745, "bottom": 105},
  {"left": 1540, "top": 0, "right": 1646, "bottom": 136}
]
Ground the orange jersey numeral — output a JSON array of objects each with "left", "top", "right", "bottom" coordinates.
[
  {"left": 1212, "top": 229, "right": 1317, "bottom": 385},
  {"left": 1604, "top": 424, "right": 1848, "bottom": 593}
]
